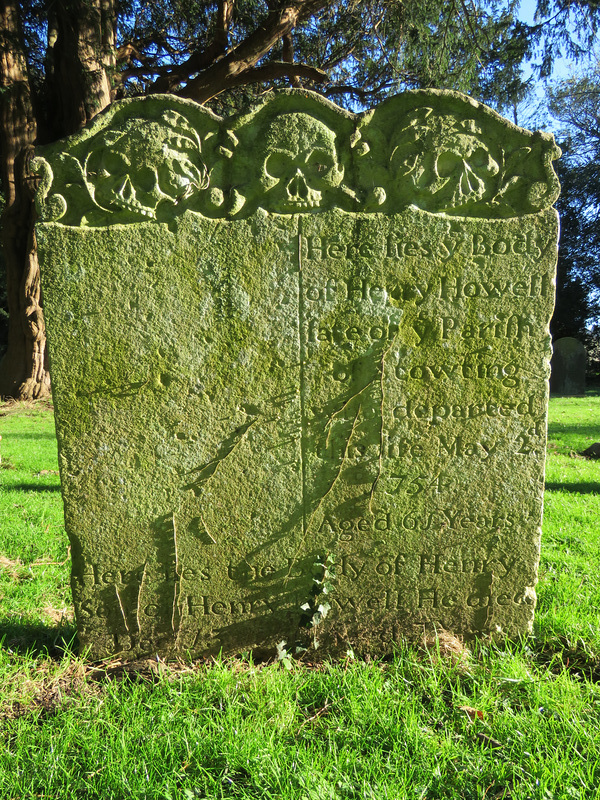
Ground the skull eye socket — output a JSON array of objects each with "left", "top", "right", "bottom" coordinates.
[
  {"left": 471, "top": 147, "right": 490, "bottom": 169},
  {"left": 437, "top": 150, "right": 462, "bottom": 178},
  {"left": 136, "top": 165, "right": 157, "bottom": 193},
  {"left": 265, "top": 150, "right": 295, "bottom": 180},
  {"left": 306, "top": 148, "right": 335, "bottom": 179},
  {"left": 98, "top": 150, "right": 130, "bottom": 177}
]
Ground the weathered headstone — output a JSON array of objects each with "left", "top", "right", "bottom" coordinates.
[
  {"left": 550, "top": 337, "right": 586, "bottom": 396},
  {"left": 34, "top": 90, "right": 560, "bottom": 660}
]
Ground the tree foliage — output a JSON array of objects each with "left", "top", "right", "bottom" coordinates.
[
  {"left": 548, "top": 63, "right": 600, "bottom": 341},
  {"left": 17, "top": 0, "right": 537, "bottom": 116},
  {"left": 531, "top": 0, "right": 600, "bottom": 78}
]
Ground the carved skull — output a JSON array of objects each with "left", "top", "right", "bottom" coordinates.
[
  {"left": 260, "top": 113, "right": 343, "bottom": 212},
  {"left": 391, "top": 111, "right": 499, "bottom": 212},
  {"left": 428, "top": 132, "right": 499, "bottom": 207},
  {"left": 86, "top": 111, "right": 208, "bottom": 218}
]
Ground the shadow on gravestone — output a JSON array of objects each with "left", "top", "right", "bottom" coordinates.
[
  {"left": 32, "top": 89, "right": 560, "bottom": 661},
  {"left": 550, "top": 337, "right": 587, "bottom": 396}
]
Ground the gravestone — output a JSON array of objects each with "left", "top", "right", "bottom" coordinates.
[
  {"left": 550, "top": 337, "right": 586, "bottom": 396},
  {"left": 34, "top": 90, "right": 560, "bottom": 660}
]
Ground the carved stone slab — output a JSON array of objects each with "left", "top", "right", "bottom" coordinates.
[{"left": 34, "top": 90, "right": 559, "bottom": 660}]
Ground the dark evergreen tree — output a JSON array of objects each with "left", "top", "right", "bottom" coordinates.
[{"left": 549, "top": 66, "right": 600, "bottom": 342}]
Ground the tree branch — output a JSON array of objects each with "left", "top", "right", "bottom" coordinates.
[
  {"left": 216, "top": 0, "right": 235, "bottom": 49},
  {"left": 282, "top": 32, "right": 300, "bottom": 87},
  {"left": 161, "top": 0, "right": 330, "bottom": 102},
  {"left": 185, "top": 60, "right": 327, "bottom": 95},
  {"left": 323, "top": 81, "right": 397, "bottom": 101},
  {"left": 117, "top": 42, "right": 149, "bottom": 66},
  {"left": 150, "top": 0, "right": 236, "bottom": 93},
  {"left": 114, "top": 64, "right": 172, "bottom": 86}
]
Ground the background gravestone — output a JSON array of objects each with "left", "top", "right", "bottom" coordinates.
[
  {"left": 34, "top": 90, "right": 560, "bottom": 660},
  {"left": 550, "top": 337, "right": 587, "bottom": 396}
]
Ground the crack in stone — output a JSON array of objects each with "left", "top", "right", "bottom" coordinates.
[
  {"left": 369, "top": 336, "right": 399, "bottom": 513},
  {"left": 114, "top": 586, "right": 130, "bottom": 633},
  {"left": 297, "top": 215, "right": 308, "bottom": 550},
  {"left": 183, "top": 416, "right": 259, "bottom": 496},
  {"left": 288, "top": 403, "right": 363, "bottom": 579},
  {"left": 135, "top": 563, "right": 147, "bottom": 636},
  {"left": 171, "top": 512, "right": 181, "bottom": 634}
]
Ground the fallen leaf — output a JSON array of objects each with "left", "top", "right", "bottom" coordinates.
[{"left": 459, "top": 705, "right": 484, "bottom": 721}]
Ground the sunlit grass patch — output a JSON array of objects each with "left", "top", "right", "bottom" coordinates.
[{"left": 539, "top": 392, "right": 600, "bottom": 667}]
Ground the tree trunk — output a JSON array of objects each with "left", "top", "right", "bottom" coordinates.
[
  {"left": 0, "top": 0, "right": 48, "bottom": 399},
  {"left": 0, "top": 0, "right": 116, "bottom": 399},
  {"left": 46, "top": 0, "right": 116, "bottom": 138}
]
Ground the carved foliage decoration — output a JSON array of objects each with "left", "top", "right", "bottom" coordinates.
[
  {"left": 85, "top": 111, "right": 208, "bottom": 219},
  {"left": 390, "top": 109, "right": 501, "bottom": 211},
  {"left": 34, "top": 90, "right": 560, "bottom": 225},
  {"left": 34, "top": 98, "right": 219, "bottom": 226}
]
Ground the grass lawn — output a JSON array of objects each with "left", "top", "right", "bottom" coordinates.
[{"left": 0, "top": 395, "right": 599, "bottom": 799}]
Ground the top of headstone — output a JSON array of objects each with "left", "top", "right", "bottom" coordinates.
[
  {"left": 33, "top": 89, "right": 560, "bottom": 226},
  {"left": 553, "top": 337, "right": 587, "bottom": 355}
]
